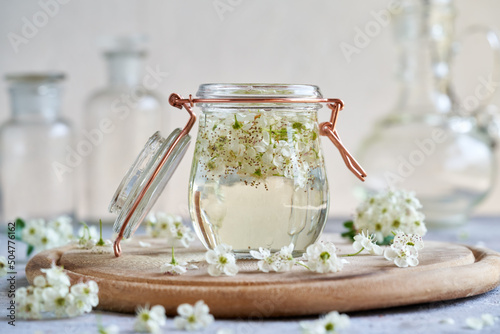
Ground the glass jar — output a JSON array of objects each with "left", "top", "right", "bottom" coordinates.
[
  {"left": 110, "top": 84, "right": 365, "bottom": 257},
  {"left": 83, "top": 34, "right": 163, "bottom": 224},
  {"left": 0, "top": 73, "right": 74, "bottom": 225},
  {"left": 189, "top": 84, "right": 329, "bottom": 256}
]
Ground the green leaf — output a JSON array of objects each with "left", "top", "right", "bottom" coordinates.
[
  {"left": 341, "top": 220, "right": 357, "bottom": 241},
  {"left": 26, "top": 244, "right": 34, "bottom": 257},
  {"left": 343, "top": 220, "right": 354, "bottom": 229},
  {"left": 380, "top": 235, "right": 394, "bottom": 246},
  {"left": 15, "top": 217, "right": 25, "bottom": 241}
]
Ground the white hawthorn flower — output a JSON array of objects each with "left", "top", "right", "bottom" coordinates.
[
  {"left": 250, "top": 247, "right": 274, "bottom": 273},
  {"left": 352, "top": 231, "right": 383, "bottom": 255},
  {"left": 161, "top": 262, "right": 188, "bottom": 275},
  {"left": 303, "top": 242, "right": 347, "bottom": 274},
  {"left": 273, "top": 243, "right": 296, "bottom": 272},
  {"left": 384, "top": 231, "right": 423, "bottom": 268},
  {"left": 384, "top": 245, "right": 419, "bottom": 267},
  {"left": 91, "top": 239, "right": 114, "bottom": 254},
  {"left": 353, "top": 190, "right": 427, "bottom": 243},
  {"left": 70, "top": 281, "right": 99, "bottom": 311},
  {"left": 17, "top": 292, "right": 43, "bottom": 320},
  {"left": 134, "top": 305, "right": 167, "bottom": 334},
  {"left": 41, "top": 262, "right": 71, "bottom": 288},
  {"left": 391, "top": 232, "right": 424, "bottom": 251},
  {"left": 205, "top": 244, "right": 239, "bottom": 276},
  {"left": 0, "top": 256, "right": 7, "bottom": 277},
  {"left": 300, "top": 311, "right": 350, "bottom": 334},
  {"left": 43, "top": 286, "right": 73, "bottom": 317},
  {"left": 174, "top": 300, "right": 215, "bottom": 331}
]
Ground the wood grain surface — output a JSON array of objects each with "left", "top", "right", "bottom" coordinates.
[{"left": 25, "top": 234, "right": 500, "bottom": 318}]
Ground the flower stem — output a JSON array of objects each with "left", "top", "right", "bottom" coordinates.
[
  {"left": 296, "top": 261, "right": 311, "bottom": 270},
  {"left": 341, "top": 247, "right": 365, "bottom": 257},
  {"left": 171, "top": 246, "right": 178, "bottom": 265},
  {"left": 96, "top": 219, "right": 105, "bottom": 246}
]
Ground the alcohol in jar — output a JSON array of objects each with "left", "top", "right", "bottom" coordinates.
[{"left": 188, "top": 108, "right": 329, "bottom": 257}]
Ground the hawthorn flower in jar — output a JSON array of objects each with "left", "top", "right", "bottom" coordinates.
[{"left": 110, "top": 84, "right": 366, "bottom": 258}]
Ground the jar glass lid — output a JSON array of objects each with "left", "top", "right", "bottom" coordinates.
[{"left": 109, "top": 129, "right": 190, "bottom": 239}]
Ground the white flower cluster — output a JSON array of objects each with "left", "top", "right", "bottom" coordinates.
[
  {"left": 300, "top": 311, "right": 350, "bottom": 334},
  {"left": 250, "top": 244, "right": 296, "bottom": 272},
  {"left": 17, "top": 263, "right": 98, "bottom": 319},
  {"left": 354, "top": 190, "right": 427, "bottom": 243},
  {"left": 205, "top": 244, "right": 239, "bottom": 276},
  {"left": 0, "top": 256, "right": 7, "bottom": 277},
  {"left": 21, "top": 216, "right": 74, "bottom": 253},
  {"left": 302, "top": 242, "right": 348, "bottom": 274},
  {"left": 194, "top": 111, "right": 323, "bottom": 189},
  {"left": 145, "top": 212, "right": 195, "bottom": 248},
  {"left": 384, "top": 232, "right": 424, "bottom": 267},
  {"left": 134, "top": 305, "right": 167, "bottom": 334}
]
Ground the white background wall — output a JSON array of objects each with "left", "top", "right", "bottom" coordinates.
[{"left": 1, "top": 0, "right": 499, "bottom": 219}]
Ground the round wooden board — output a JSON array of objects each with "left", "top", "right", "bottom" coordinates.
[{"left": 26, "top": 234, "right": 500, "bottom": 318}]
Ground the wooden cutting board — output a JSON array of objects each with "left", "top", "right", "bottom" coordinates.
[{"left": 25, "top": 234, "right": 500, "bottom": 318}]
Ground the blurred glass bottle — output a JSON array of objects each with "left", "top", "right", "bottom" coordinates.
[
  {"left": 83, "top": 34, "right": 163, "bottom": 223},
  {"left": 0, "top": 73, "right": 74, "bottom": 224},
  {"left": 357, "top": 0, "right": 500, "bottom": 227}
]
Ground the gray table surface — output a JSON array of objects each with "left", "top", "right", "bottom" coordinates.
[{"left": 1, "top": 217, "right": 499, "bottom": 334}]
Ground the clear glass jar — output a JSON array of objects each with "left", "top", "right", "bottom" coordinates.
[
  {"left": 83, "top": 34, "right": 163, "bottom": 224},
  {"left": 188, "top": 84, "right": 329, "bottom": 256},
  {"left": 0, "top": 73, "right": 74, "bottom": 225}
]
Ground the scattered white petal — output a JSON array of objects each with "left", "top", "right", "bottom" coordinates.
[
  {"left": 139, "top": 241, "right": 152, "bottom": 248},
  {"left": 439, "top": 318, "right": 455, "bottom": 325}
]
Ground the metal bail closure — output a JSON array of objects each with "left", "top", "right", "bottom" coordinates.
[
  {"left": 111, "top": 94, "right": 196, "bottom": 257},
  {"left": 319, "top": 100, "right": 367, "bottom": 182}
]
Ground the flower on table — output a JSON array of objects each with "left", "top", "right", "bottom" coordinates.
[
  {"left": 352, "top": 231, "right": 383, "bottom": 255},
  {"left": 205, "top": 244, "right": 239, "bottom": 276},
  {"left": 42, "top": 285, "right": 73, "bottom": 317},
  {"left": 250, "top": 247, "right": 274, "bottom": 272},
  {"left": 250, "top": 243, "right": 296, "bottom": 272},
  {"left": 67, "top": 281, "right": 99, "bottom": 316},
  {"left": 383, "top": 231, "right": 424, "bottom": 268},
  {"left": 17, "top": 262, "right": 99, "bottom": 319},
  {"left": 0, "top": 256, "right": 7, "bottom": 277},
  {"left": 174, "top": 300, "right": 214, "bottom": 331},
  {"left": 77, "top": 222, "right": 98, "bottom": 249},
  {"left": 161, "top": 246, "right": 198, "bottom": 275},
  {"left": 161, "top": 262, "right": 188, "bottom": 275},
  {"left": 300, "top": 311, "right": 350, "bottom": 334},
  {"left": 303, "top": 242, "right": 347, "bottom": 274},
  {"left": 134, "top": 304, "right": 167, "bottom": 334}
]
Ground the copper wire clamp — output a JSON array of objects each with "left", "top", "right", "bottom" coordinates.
[{"left": 113, "top": 93, "right": 366, "bottom": 257}]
